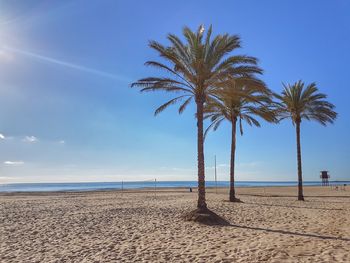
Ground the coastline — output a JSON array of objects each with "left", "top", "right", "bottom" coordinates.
[
  {"left": 0, "top": 184, "right": 349, "bottom": 196},
  {"left": 2, "top": 185, "right": 348, "bottom": 198},
  {"left": 0, "top": 180, "right": 348, "bottom": 194}
]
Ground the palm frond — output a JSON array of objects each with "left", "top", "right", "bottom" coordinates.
[
  {"left": 154, "top": 95, "right": 191, "bottom": 116},
  {"left": 178, "top": 97, "right": 193, "bottom": 114}
]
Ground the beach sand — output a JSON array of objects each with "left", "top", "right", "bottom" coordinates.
[{"left": 1, "top": 186, "right": 349, "bottom": 262}]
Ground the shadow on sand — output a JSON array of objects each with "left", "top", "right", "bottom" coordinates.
[
  {"left": 242, "top": 202, "right": 343, "bottom": 211},
  {"left": 184, "top": 209, "right": 350, "bottom": 242},
  {"left": 183, "top": 208, "right": 231, "bottom": 226},
  {"left": 229, "top": 224, "right": 350, "bottom": 242},
  {"left": 311, "top": 200, "right": 350, "bottom": 204},
  {"left": 239, "top": 193, "right": 350, "bottom": 199}
]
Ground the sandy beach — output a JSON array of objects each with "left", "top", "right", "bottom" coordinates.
[{"left": 1, "top": 186, "right": 349, "bottom": 262}]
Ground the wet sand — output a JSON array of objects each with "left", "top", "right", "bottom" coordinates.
[{"left": 1, "top": 186, "right": 349, "bottom": 262}]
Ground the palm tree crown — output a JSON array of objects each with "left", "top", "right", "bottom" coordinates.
[
  {"left": 275, "top": 80, "right": 337, "bottom": 125},
  {"left": 205, "top": 82, "right": 275, "bottom": 137},
  {"left": 131, "top": 25, "right": 262, "bottom": 113}
]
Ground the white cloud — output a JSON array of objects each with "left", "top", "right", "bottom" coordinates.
[
  {"left": 3, "top": 46, "right": 128, "bottom": 81},
  {"left": 0, "top": 134, "right": 14, "bottom": 141},
  {"left": 58, "top": 140, "right": 65, "bottom": 144},
  {"left": 4, "top": 161, "right": 24, "bottom": 166},
  {"left": 23, "top": 136, "right": 38, "bottom": 143}
]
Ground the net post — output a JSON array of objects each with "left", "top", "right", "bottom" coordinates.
[
  {"left": 154, "top": 178, "right": 157, "bottom": 198},
  {"left": 215, "top": 155, "right": 217, "bottom": 194}
]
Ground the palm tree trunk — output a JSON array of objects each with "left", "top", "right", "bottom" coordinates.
[
  {"left": 229, "top": 117, "right": 237, "bottom": 202},
  {"left": 196, "top": 99, "right": 207, "bottom": 209},
  {"left": 296, "top": 121, "right": 304, "bottom": 201}
]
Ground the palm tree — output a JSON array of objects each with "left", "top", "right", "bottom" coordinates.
[
  {"left": 205, "top": 79, "right": 276, "bottom": 202},
  {"left": 275, "top": 80, "right": 337, "bottom": 200},
  {"left": 131, "top": 25, "right": 262, "bottom": 212}
]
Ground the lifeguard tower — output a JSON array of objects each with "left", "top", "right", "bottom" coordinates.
[{"left": 320, "top": 171, "right": 330, "bottom": 186}]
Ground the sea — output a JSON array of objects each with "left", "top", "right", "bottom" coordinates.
[{"left": 0, "top": 181, "right": 349, "bottom": 193}]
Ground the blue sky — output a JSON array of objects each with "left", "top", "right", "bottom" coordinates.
[{"left": 0, "top": 0, "right": 349, "bottom": 183}]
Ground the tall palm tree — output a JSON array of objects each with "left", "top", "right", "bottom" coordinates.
[
  {"left": 131, "top": 25, "right": 262, "bottom": 211},
  {"left": 275, "top": 80, "right": 337, "bottom": 201},
  {"left": 205, "top": 79, "right": 276, "bottom": 202}
]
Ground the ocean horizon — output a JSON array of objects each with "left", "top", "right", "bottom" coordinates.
[{"left": 0, "top": 180, "right": 349, "bottom": 193}]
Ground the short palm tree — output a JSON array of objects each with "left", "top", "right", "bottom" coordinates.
[
  {"left": 275, "top": 80, "right": 337, "bottom": 200},
  {"left": 131, "top": 25, "right": 262, "bottom": 212},
  {"left": 205, "top": 79, "right": 276, "bottom": 202}
]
